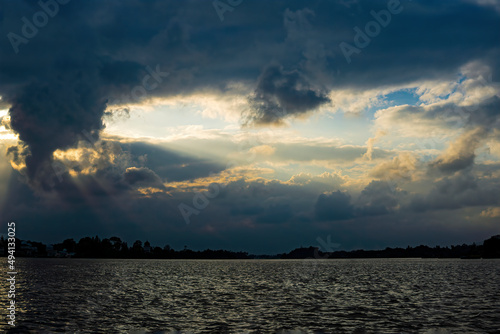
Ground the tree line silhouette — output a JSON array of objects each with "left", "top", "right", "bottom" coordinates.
[
  {"left": 280, "top": 235, "right": 500, "bottom": 259},
  {"left": 1, "top": 234, "right": 499, "bottom": 259}
]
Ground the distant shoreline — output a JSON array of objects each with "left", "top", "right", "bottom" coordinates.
[
  {"left": 2, "top": 235, "right": 499, "bottom": 259},
  {"left": 13, "top": 257, "right": 500, "bottom": 260}
]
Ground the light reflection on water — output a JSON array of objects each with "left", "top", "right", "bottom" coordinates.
[{"left": 1, "top": 258, "right": 500, "bottom": 333}]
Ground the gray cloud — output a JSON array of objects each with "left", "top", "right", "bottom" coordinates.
[
  {"left": 123, "top": 167, "right": 165, "bottom": 190},
  {"left": 244, "top": 65, "right": 330, "bottom": 125},
  {"left": 256, "top": 204, "right": 293, "bottom": 224},
  {"left": 409, "top": 171, "right": 500, "bottom": 212},
  {"left": 356, "top": 180, "right": 404, "bottom": 216},
  {"left": 7, "top": 77, "right": 108, "bottom": 183},
  {"left": 315, "top": 191, "right": 354, "bottom": 221}
]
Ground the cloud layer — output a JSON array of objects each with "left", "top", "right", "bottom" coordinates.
[{"left": 0, "top": 0, "right": 499, "bottom": 252}]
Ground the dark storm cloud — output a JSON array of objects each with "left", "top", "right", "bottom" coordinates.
[
  {"left": 255, "top": 204, "right": 293, "bottom": 224},
  {"left": 409, "top": 171, "right": 500, "bottom": 212},
  {"left": 218, "top": 178, "right": 314, "bottom": 216},
  {"left": 355, "top": 180, "right": 403, "bottom": 216},
  {"left": 7, "top": 77, "right": 108, "bottom": 183},
  {"left": 244, "top": 66, "right": 330, "bottom": 125},
  {"left": 315, "top": 191, "right": 354, "bottom": 221},
  {"left": 123, "top": 167, "right": 165, "bottom": 190},
  {"left": 314, "top": 181, "right": 407, "bottom": 221},
  {"left": 230, "top": 205, "right": 265, "bottom": 216},
  {"left": 1, "top": 164, "right": 498, "bottom": 253},
  {"left": 2, "top": 137, "right": 227, "bottom": 206}
]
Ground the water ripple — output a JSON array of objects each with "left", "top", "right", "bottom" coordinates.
[{"left": 1, "top": 258, "right": 499, "bottom": 333}]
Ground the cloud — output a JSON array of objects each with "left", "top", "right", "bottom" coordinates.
[
  {"left": 315, "top": 191, "right": 354, "bottom": 221},
  {"left": 273, "top": 142, "right": 389, "bottom": 163},
  {"left": 486, "top": 130, "right": 500, "bottom": 157},
  {"left": 467, "top": 0, "right": 500, "bottom": 14},
  {"left": 363, "top": 130, "right": 387, "bottom": 161},
  {"left": 7, "top": 79, "right": 108, "bottom": 184},
  {"left": 480, "top": 207, "right": 500, "bottom": 218},
  {"left": 0, "top": 0, "right": 498, "bottom": 187},
  {"left": 409, "top": 171, "right": 500, "bottom": 212},
  {"left": 125, "top": 141, "right": 226, "bottom": 182},
  {"left": 255, "top": 204, "right": 293, "bottom": 224},
  {"left": 356, "top": 180, "right": 404, "bottom": 216},
  {"left": 370, "top": 152, "right": 419, "bottom": 181},
  {"left": 287, "top": 171, "right": 347, "bottom": 190},
  {"left": 374, "top": 63, "right": 499, "bottom": 138},
  {"left": 430, "top": 127, "right": 488, "bottom": 173},
  {"left": 243, "top": 66, "right": 330, "bottom": 125},
  {"left": 328, "top": 88, "right": 386, "bottom": 114},
  {"left": 123, "top": 167, "right": 165, "bottom": 190},
  {"left": 249, "top": 144, "right": 276, "bottom": 156}
]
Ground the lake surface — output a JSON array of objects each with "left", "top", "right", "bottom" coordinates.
[{"left": 1, "top": 258, "right": 499, "bottom": 333}]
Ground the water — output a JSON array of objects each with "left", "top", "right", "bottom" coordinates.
[{"left": 1, "top": 258, "right": 500, "bottom": 333}]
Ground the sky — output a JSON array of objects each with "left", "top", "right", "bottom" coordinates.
[{"left": 0, "top": 0, "right": 499, "bottom": 254}]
